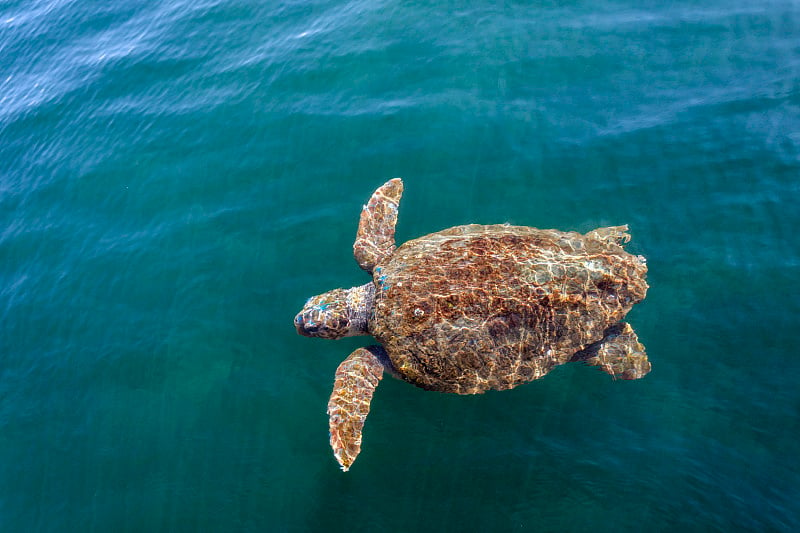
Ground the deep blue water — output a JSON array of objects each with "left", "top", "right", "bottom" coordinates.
[{"left": 2, "top": 1, "right": 800, "bottom": 531}]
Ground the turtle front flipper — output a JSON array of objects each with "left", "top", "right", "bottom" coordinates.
[
  {"left": 353, "top": 178, "right": 403, "bottom": 272},
  {"left": 327, "top": 345, "right": 390, "bottom": 471},
  {"left": 570, "top": 322, "right": 651, "bottom": 380}
]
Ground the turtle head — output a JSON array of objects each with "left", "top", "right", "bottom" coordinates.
[{"left": 294, "top": 282, "right": 374, "bottom": 339}]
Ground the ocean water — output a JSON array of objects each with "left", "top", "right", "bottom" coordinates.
[{"left": 2, "top": 0, "right": 799, "bottom": 531}]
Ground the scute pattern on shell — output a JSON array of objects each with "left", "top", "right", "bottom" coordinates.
[{"left": 370, "top": 224, "right": 648, "bottom": 394}]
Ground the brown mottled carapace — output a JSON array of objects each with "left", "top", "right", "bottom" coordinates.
[{"left": 370, "top": 224, "right": 648, "bottom": 393}]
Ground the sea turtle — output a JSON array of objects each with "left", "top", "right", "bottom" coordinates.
[{"left": 294, "top": 178, "right": 650, "bottom": 471}]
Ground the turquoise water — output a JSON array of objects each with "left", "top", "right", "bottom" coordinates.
[{"left": 2, "top": 0, "right": 799, "bottom": 530}]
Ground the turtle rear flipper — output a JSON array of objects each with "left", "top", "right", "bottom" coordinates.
[
  {"left": 586, "top": 225, "right": 631, "bottom": 246},
  {"left": 570, "top": 322, "right": 651, "bottom": 380},
  {"left": 353, "top": 178, "right": 403, "bottom": 272},
  {"left": 327, "top": 346, "right": 390, "bottom": 471}
]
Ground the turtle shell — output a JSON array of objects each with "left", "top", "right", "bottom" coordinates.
[{"left": 369, "top": 224, "right": 648, "bottom": 394}]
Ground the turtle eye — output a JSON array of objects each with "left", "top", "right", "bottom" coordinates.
[
  {"left": 294, "top": 311, "right": 320, "bottom": 336},
  {"left": 296, "top": 316, "right": 320, "bottom": 336}
]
